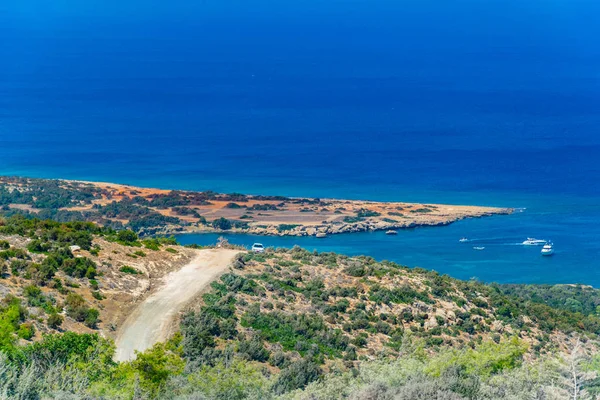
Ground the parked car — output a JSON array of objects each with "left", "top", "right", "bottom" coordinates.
[{"left": 251, "top": 243, "right": 265, "bottom": 253}]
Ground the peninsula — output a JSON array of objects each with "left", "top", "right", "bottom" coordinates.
[{"left": 0, "top": 176, "right": 511, "bottom": 237}]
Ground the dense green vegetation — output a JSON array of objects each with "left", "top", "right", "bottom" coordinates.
[
  {"left": 0, "top": 324, "right": 596, "bottom": 399},
  {"left": 0, "top": 216, "right": 103, "bottom": 284},
  {"left": 498, "top": 283, "right": 600, "bottom": 315},
  {"left": 0, "top": 178, "right": 101, "bottom": 209}
]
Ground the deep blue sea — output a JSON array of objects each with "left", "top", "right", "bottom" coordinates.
[{"left": 1, "top": 1, "right": 599, "bottom": 285}]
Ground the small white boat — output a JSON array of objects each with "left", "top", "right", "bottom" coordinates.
[
  {"left": 522, "top": 238, "right": 547, "bottom": 246},
  {"left": 315, "top": 232, "right": 327, "bottom": 238},
  {"left": 459, "top": 237, "right": 469, "bottom": 243},
  {"left": 541, "top": 243, "right": 554, "bottom": 256},
  {"left": 473, "top": 246, "right": 485, "bottom": 251},
  {"left": 386, "top": 230, "right": 398, "bottom": 235}
]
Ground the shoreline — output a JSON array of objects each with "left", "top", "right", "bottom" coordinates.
[
  {"left": 0, "top": 176, "right": 513, "bottom": 237},
  {"left": 156, "top": 208, "right": 510, "bottom": 237}
]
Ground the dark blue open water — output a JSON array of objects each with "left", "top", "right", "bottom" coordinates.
[{"left": 1, "top": 1, "right": 599, "bottom": 284}]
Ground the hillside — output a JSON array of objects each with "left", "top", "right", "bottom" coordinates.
[
  {"left": 0, "top": 215, "right": 200, "bottom": 344},
  {"left": 0, "top": 215, "right": 599, "bottom": 398},
  {"left": 185, "top": 248, "right": 600, "bottom": 362},
  {"left": 0, "top": 176, "right": 510, "bottom": 237}
]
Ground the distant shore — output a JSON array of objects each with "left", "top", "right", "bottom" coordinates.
[{"left": 0, "top": 176, "right": 512, "bottom": 237}]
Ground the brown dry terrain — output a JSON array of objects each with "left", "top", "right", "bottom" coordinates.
[
  {"left": 0, "top": 177, "right": 512, "bottom": 237},
  {"left": 88, "top": 181, "right": 512, "bottom": 236}
]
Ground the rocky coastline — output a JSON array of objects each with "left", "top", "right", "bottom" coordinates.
[
  {"left": 0, "top": 177, "right": 513, "bottom": 238},
  {"left": 145, "top": 207, "right": 513, "bottom": 237}
]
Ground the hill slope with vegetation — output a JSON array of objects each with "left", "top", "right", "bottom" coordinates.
[
  {"left": 0, "top": 212, "right": 599, "bottom": 399},
  {"left": 0, "top": 215, "right": 198, "bottom": 348}
]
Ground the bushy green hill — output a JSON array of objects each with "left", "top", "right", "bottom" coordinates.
[{"left": 0, "top": 214, "right": 599, "bottom": 399}]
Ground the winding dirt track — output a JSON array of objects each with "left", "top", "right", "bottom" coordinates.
[{"left": 114, "top": 249, "right": 240, "bottom": 362}]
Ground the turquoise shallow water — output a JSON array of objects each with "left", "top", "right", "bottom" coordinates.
[{"left": 176, "top": 200, "right": 600, "bottom": 286}]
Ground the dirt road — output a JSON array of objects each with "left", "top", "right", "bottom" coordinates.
[{"left": 114, "top": 249, "right": 240, "bottom": 362}]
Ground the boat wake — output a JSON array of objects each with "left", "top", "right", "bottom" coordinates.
[{"left": 461, "top": 237, "right": 548, "bottom": 247}]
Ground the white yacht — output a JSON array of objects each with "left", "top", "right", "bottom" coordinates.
[
  {"left": 522, "top": 238, "right": 547, "bottom": 246},
  {"left": 459, "top": 237, "right": 469, "bottom": 243},
  {"left": 473, "top": 246, "right": 485, "bottom": 251},
  {"left": 541, "top": 243, "right": 554, "bottom": 256}
]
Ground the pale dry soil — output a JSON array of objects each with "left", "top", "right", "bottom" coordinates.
[{"left": 114, "top": 249, "right": 240, "bottom": 361}]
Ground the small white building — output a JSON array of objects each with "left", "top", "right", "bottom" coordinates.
[{"left": 69, "top": 245, "right": 81, "bottom": 253}]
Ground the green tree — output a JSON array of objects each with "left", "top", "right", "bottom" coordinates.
[
  {"left": 212, "top": 217, "right": 232, "bottom": 230},
  {"left": 117, "top": 229, "right": 139, "bottom": 244},
  {"left": 132, "top": 342, "right": 184, "bottom": 395}
]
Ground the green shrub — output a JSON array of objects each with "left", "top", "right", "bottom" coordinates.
[
  {"left": 18, "top": 322, "right": 35, "bottom": 340},
  {"left": 120, "top": 266, "right": 141, "bottom": 275},
  {"left": 47, "top": 313, "right": 63, "bottom": 329},
  {"left": 61, "top": 256, "right": 97, "bottom": 279},
  {"left": 116, "top": 229, "right": 139, "bottom": 245},
  {"left": 180, "top": 311, "right": 220, "bottom": 360},
  {"left": 277, "top": 224, "right": 300, "bottom": 232},
  {"left": 131, "top": 342, "right": 185, "bottom": 394},
  {"left": 23, "top": 285, "right": 45, "bottom": 306},
  {"left": 143, "top": 240, "right": 161, "bottom": 250},
  {"left": 27, "top": 239, "right": 50, "bottom": 253},
  {"left": 356, "top": 209, "right": 381, "bottom": 218},
  {"left": 84, "top": 308, "right": 100, "bottom": 328},
  {"left": 238, "top": 336, "right": 270, "bottom": 362},
  {"left": 65, "top": 293, "right": 87, "bottom": 320},
  {"left": 64, "top": 293, "right": 100, "bottom": 328},
  {"left": 212, "top": 217, "right": 232, "bottom": 230},
  {"left": 344, "top": 264, "right": 366, "bottom": 277},
  {"left": 272, "top": 358, "right": 322, "bottom": 394}
]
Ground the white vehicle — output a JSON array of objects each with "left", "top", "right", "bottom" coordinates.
[
  {"left": 251, "top": 243, "right": 265, "bottom": 253},
  {"left": 522, "top": 238, "right": 547, "bottom": 246},
  {"left": 541, "top": 243, "right": 554, "bottom": 256}
]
